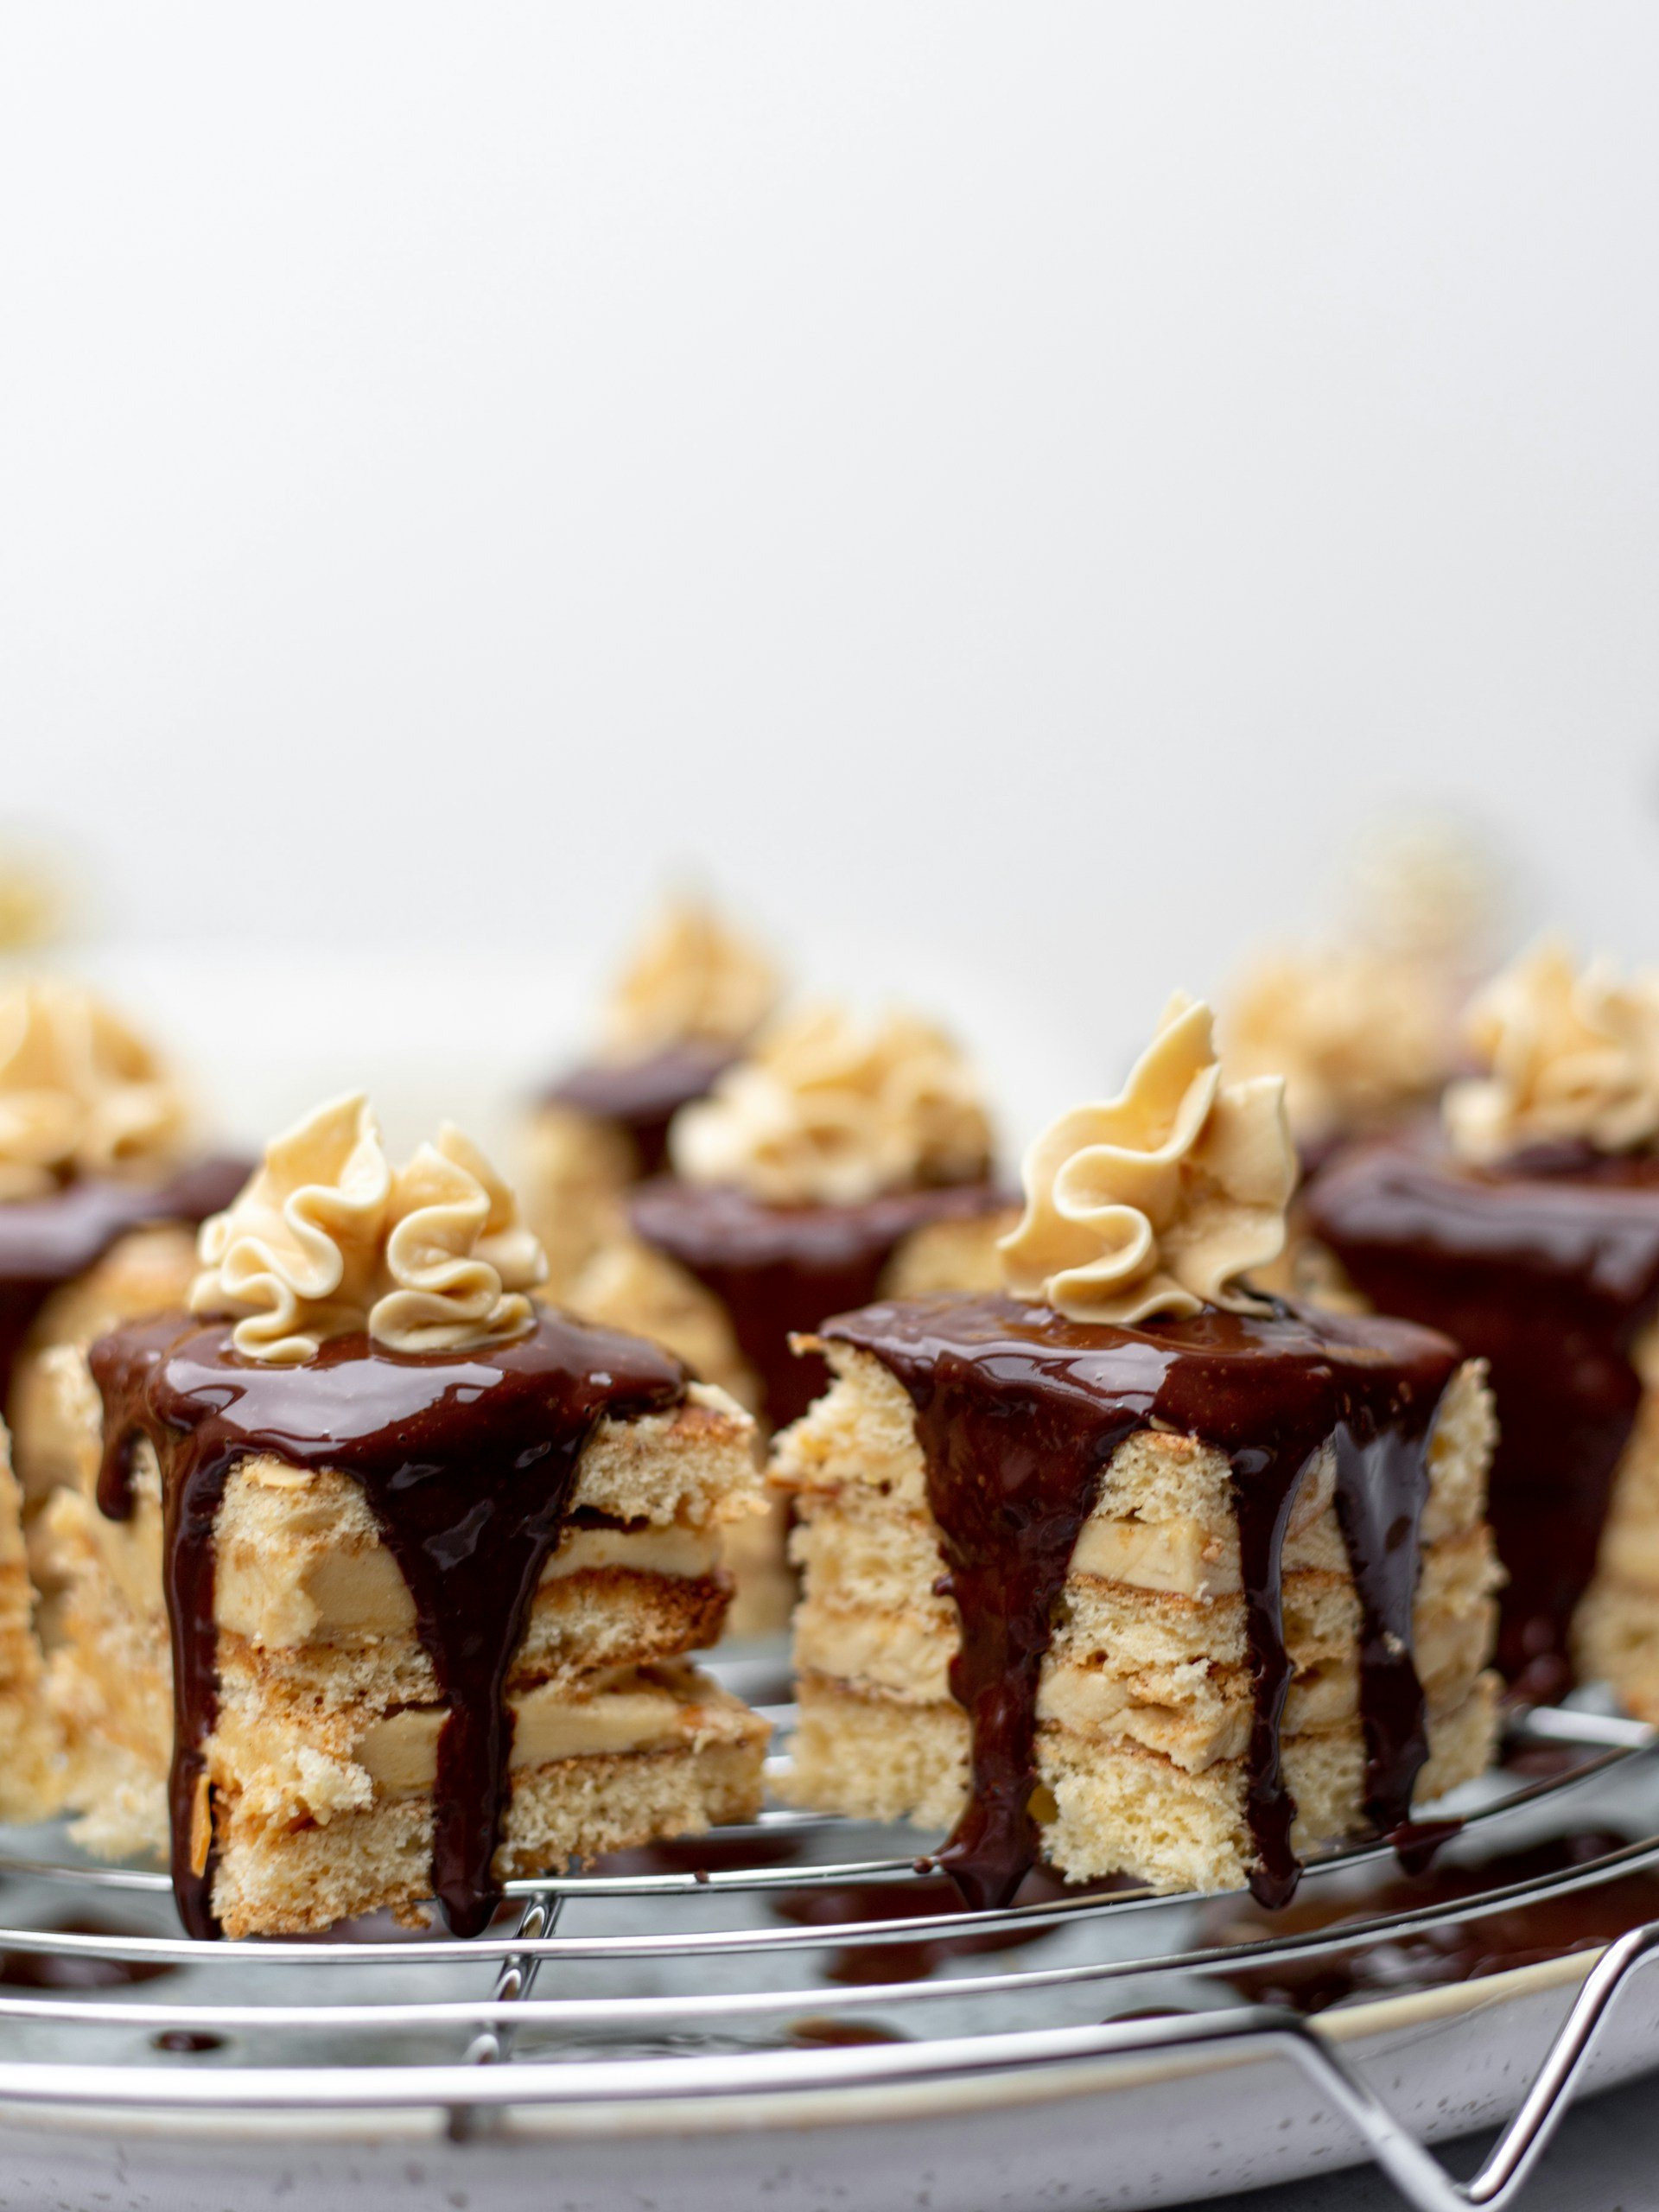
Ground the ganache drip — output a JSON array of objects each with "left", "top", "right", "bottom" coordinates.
[
  {"left": 542, "top": 1044, "right": 741, "bottom": 1178},
  {"left": 0, "top": 1155, "right": 249, "bottom": 1407},
  {"left": 1303, "top": 1134, "right": 1659, "bottom": 1702},
  {"left": 821, "top": 1294, "right": 1459, "bottom": 1911},
  {"left": 630, "top": 1178, "right": 1010, "bottom": 1429},
  {"left": 90, "top": 1310, "right": 688, "bottom": 1941}
]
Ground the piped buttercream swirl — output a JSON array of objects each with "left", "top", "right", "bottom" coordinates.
[
  {"left": 0, "top": 979, "right": 188, "bottom": 1203},
  {"left": 190, "top": 1094, "right": 547, "bottom": 1363},
  {"left": 1224, "top": 817, "right": 1497, "bottom": 1143},
  {"left": 1443, "top": 941, "right": 1659, "bottom": 1162},
  {"left": 600, "top": 895, "right": 779, "bottom": 1061},
  {"left": 1225, "top": 947, "right": 1455, "bottom": 1144},
  {"left": 999, "top": 995, "right": 1294, "bottom": 1325},
  {"left": 671, "top": 1003, "right": 993, "bottom": 1207}
]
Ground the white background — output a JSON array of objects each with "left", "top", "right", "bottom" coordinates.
[{"left": 3, "top": 4, "right": 1657, "bottom": 1157}]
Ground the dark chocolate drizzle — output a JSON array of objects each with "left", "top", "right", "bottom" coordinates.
[
  {"left": 543, "top": 1043, "right": 740, "bottom": 1178},
  {"left": 1304, "top": 1134, "right": 1659, "bottom": 1700},
  {"left": 631, "top": 1178, "right": 1010, "bottom": 1429},
  {"left": 821, "top": 1294, "right": 1459, "bottom": 1911},
  {"left": 91, "top": 1309, "right": 687, "bottom": 1941},
  {"left": 0, "top": 1155, "right": 248, "bottom": 1409}
]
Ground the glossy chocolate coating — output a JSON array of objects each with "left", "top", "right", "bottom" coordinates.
[
  {"left": 1303, "top": 1134, "right": 1659, "bottom": 1700},
  {"left": 0, "top": 1156, "right": 248, "bottom": 1407},
  {"left": 92, "top": 1310, "right": 688, "bottom": 1940},
  {"left": 823, "top": 1294, "right": 1459, "bottom": 1911},
  {"left": 631, "top": 1178, "right": 1010, "bottom": 1429},
  {"left": 542, "top": 1043, "right": 739, "bottom": 1178}
]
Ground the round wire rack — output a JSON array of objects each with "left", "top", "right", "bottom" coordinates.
[{"left": 1, "top": 1681, "right": 1657, "bottom": 2212}]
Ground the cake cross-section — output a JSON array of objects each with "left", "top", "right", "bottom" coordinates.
[
  {"left": 42, "top": 1093, "right": 768, "bottom": 1937},
  {"left": 773, "top": 996, "right": 1502, "bottom": 1904}
]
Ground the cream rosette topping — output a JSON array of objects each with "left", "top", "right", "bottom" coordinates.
[
  {"left": 0, "top": 979, "right": 188, "bottom": 1203},
  {"left": 671, "top": 1003, "right": 994, "bottom": 1207},
  {"left": 1443, "top": 941, "right": 1659, "bottom": 1162},
  {"left": 1225, "top": 947, "right": 1453, "bottom": 1143},
  {"left": 599, "top": 895, "right": 779, "bottom": 1062},
  {"left": 1000, "top": 995, "right": 1294, "bottom": 1326},
  {"left": 1224, "top": 819, "right": 1497, "bottom": 1143},
  {"left": 190, "top": 1093, "right": 548, "bottom": 1363}
]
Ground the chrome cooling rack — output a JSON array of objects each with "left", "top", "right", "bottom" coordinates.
[{"left": 0, "top": 1688, "right": 1657, "bottom": 2212}]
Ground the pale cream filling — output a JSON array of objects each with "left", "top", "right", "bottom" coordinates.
[
  {"left": 798, "top": 1496, "right": 1345, "bottom": 1616},
  {"left": 216, "top": 1519, "right": 721, "bottom": 1647},
  {"left": 1035, "top": 1604, "right": 1490, "bottom": 1769},
  {"left": 1068, "top": 1501, "right": 1350, "bottom": 1597},
  {"left": 1068, "top": 1515, "right": 1233, "bottom": 1599},
  {"left": 359, "top": 1676, "right": 694, "bottom": 1794},
  {"left": 92, "top": 1490, "right": 719, "bottom": 1649},
  {"left": 798, "top": 1588, "right": 1494, "bottom": 1759}
]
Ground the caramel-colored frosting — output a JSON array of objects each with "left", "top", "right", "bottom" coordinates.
[
  {"left": 1223, "top": 818, "right": 1497, "bottom": 1143},
  {"left": 1444, "top": 941, "right": 1659, "bottom": 1161},
  {"left": 1000, "top": 995, "right": 1294, "bottom": 1325},
  {"left": 0, "top": 980, "right": 188, "bottom": 1202},
  {"left": 671, "top": 1003, "right": 994, "bottom": 1206},
  {"left": 190, "top": 1094, "right": 547, "bottom": 1363},
  {"left": 599, "top": 895, "right": 779, "bottom": 1060},
  {"left": 1225, "top": 947, "right": 1454, "bottom": 1142}
]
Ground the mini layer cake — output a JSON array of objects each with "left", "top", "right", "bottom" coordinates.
[
  {"left": 0, "top": 981, "right": 245, "bottom": 1525},
  {"left": 1303, "top": 943, "right": 1659, "bottom": 1712},
  {"left": 578, "top": 1003, "right": 1014, "bottom": 1633},
  {"left": 0, "top": 1419, "right": 61, "bottom": 1819},
  {"left": 525, "top": 896, "right": 782, "bottom": 1302},
  {"left": 42, "top": 1095, "right": 768, "bottom": 1938},
  {"left": 775, "top": 999, "right": 1501, "bottom": 1905},
  {"left": 1223, "top": 819, "right": 1491, "bottom": 1173},
  {"left": 580, "top": 1002, "right": 1014, "bottom": 1433}
]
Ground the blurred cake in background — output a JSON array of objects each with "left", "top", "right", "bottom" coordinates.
[
  {"left": 577, "top": 1002, "right": 1017, "bottom": 1631},
  {"left": 0, "top": 980, "right": 247, "bottom": 1560},
  {"left": 524, "top": 895, "right": 782, "bottom": 1301},
  {"left": 1302, "top": 941, "right": 1659, "bottom": 1708},
  {"left": 41, "top": 1093, "right": 768, "bottom": 1937},
  {"left": 773, "top": 996, "right": 1501, "bottom": 1903},
  {"left": 1224, "top": 817, "right": 1501, "bottom": 1164},
  {"left": 0, "top": 841, "right": 75, "bottom": 960}
]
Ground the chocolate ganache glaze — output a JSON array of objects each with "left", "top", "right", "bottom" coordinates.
[
  {"left": 1303, "top": 1134, "right": 1659, "bottom": 1701},
  {"left": 91, "top": 1308, "right": 688, "bottom": 1941},
  {"left": 543, "top": 1044, "right": 740, "bottom": 1179},
  {"left": 630, "top": 1178, "right": 1011, "bottom": 1429},
  {"left": 0, "top": 1156, "right": 249, "bottom": 1407},
  {"left": 821, "top": 1293, "right": 1461, "bottom": 1911}
]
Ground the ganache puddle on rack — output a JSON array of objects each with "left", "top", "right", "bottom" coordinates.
[
  {"left": 1204, "top": 1828, "right": 1659, "bottom": 2012},
  {"left": 0, "top": 1921, "right": 175, "bottom": 1991}
]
